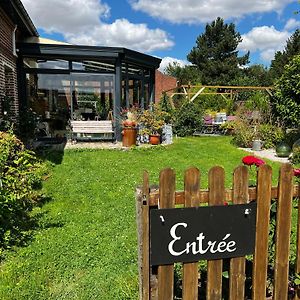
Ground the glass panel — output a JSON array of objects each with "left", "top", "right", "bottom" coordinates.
[
  {"left": 24, "top": 59, "right": 70, "bottom": 69},
  {"left": 71, "top": 73, "right": 114, "bottom": 121},
  {"left": 26, "top": 73, "right": 71, "bottom": 134},
  {"left": 72, "top": 61, "right": 115, "bottom": 72}
]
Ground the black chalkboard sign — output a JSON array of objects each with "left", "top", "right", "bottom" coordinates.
[{"left": 150, "top": 202, "right": 257, "bottom": 266}]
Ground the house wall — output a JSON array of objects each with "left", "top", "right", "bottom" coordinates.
[
  {"left": 155, "top": 70, "right": 177, "bottom": 103},
  {"left": 0, "top": 6, "right": 19, "bottom": 119}
]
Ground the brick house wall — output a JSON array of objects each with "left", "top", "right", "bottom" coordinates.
[
  {"left": 155, "top": 70, "right": 177, "bottom": 103},
  {"left": 0, "top": 6, "right": 19, "bottom": 119}
]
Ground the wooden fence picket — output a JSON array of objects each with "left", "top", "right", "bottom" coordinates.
[
  {"left": 182, "top": 167, "right": 200, "bottom": 300},
  {"left": 252, "top": 165, "right": 272, "bottom": 300},
  {"left": 157, "top": 168, "right": 175, "bottom": 300},
  {"left": 206, "top": 166, "right": 225, "bottom": 300},
  {"left": 273, "top": 164, "right": 294, "bottom": 299},
  {"left": 229, "top": 166, "right": 249, "bottom": 300}
]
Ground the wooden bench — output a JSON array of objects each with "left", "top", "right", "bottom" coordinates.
[{"left": 70, "top": 120, "right": 114, "bottom": 141}]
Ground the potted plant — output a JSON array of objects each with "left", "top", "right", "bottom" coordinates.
[
  {"left": 120, "top": 107, "right": 139, "bottom": 147},
  {"left": 139, "top": 109, "right": 165, "bottom": 145}
]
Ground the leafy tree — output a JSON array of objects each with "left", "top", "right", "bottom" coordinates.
[
  {"left": 272, "top": 54, "right": 300, "bottom": 128},
  {"left": 164, "top": 62, "right": 200, "bottom": 85},
  {"left": 270, "top": 29, "right": 300, "bottom": 80},
  {"left": 187, "top": 17, "right": 249, "bottom": 85},
  {"left": 243, "top": 64, "right": 272, "bottom": 86}
]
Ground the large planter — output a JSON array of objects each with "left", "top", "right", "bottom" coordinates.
[
  {"left": 122, "top": 127, "right": 137, "bottom": 147},
  {"left": 276, "top": 142, "right": 291, "bottom": 157},
  {"left": 149, "top": 134, "right": 160, "bottom": 145}
]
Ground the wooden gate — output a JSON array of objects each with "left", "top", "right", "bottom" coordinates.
[{"left": 136, "top": 164, "right": 300, "bottom": 299}]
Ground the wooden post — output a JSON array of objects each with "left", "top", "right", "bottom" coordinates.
[
  {"left": 182, "top": 167, "right": 200, "bottom": 300},
  {"left": 273, "top": 164, "right": 293, "bottom": 299},
  {"left": 296, "top": 181, "right": 300, "bottom": 300},
  {"left": 206, "top": 166, "right": 225, "bottom": 300},
  {"left": 157, "top": 168, "right": 175, "bottom": 300},
  {"left": 229, "top": 166, "right": 249, "bottom": 299},
  {"left": 252, "top": 165, "right": 272, "bottom": 300},
  {"left": 136, "top": 171, "right": 150, "bottom": 300}
]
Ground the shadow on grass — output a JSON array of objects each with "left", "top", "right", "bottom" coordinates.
[
  {"left": 34, "top": 137, "right": 67, "bottom": 165},
  {"left": 0, "top": 196, "right": 64, "bottom": 262}
]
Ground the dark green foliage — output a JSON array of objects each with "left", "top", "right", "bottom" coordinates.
[
  {"left": 187, "top": 17, "right": 249, "bottom": 85},
  {"left": 18, "top": 108, "right": 39, "bottom": 142},
  {"left": 158, "top": 93, "right": 175, "bottom": 124},
  {"left": 270, "top": 29, "right": 300, "bottom": 80},
  {"left": 0, "top": 97, "right": 16, "bottom": 132},
  {"left": 291, "top": 147, "right": 300, "bottom": 164},
  {"left": 272, "top": 55, "right": 300, "bottom": 128},
  {"left": 243, "top": 64, "right": 272, "bottom": 86},
  {"left": 164, "top": 63, "right": 201, "bottom": 85},
  {"left": 0, "top": 132, "right": 45, "bottom": 251},
  {"left": 173, "top": 101, "right": 203, "bottom": 136}
]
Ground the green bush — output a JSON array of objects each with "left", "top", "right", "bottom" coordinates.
[
  {"left": 292, "top": 147, "right": 300, "bottom": 164},
  {"left": 231, "top": 120, "right": 255, "bottom": 147},
  {"left": 173, "top": 101, "right": 203, "bottom": 136},
  {"left": 258, "top": 124, "right": 284, "bottom": 149},
  {"left": 273, "top": 55, "right": 300, "bottom": 128},
  {"left": 0, "top": 131, "right": 46, "bottom": 250},
  {"left": 232, "top": 121, "right": 283, "bottom": 149}
]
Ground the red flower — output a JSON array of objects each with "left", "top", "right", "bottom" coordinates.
[
  {"left": 294, "top": 169, "right": 300, "bottom": 177},
  {"left": 242, "top": 155, "right": 265, "bottom": 167}
]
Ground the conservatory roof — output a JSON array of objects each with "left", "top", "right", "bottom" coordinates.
[{"left": 18, "top": 43, "right": 162, "bottom": 69}]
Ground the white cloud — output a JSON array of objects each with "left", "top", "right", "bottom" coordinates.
[
  {"left": 158, "top": 57, "right": 191, "bottom": 73},
  {"left": 23, "top": 0, "right": 110, "bottom": 34},
  {"left": 284, "top": 18, "right": 300, "bottom": 31},
  {"left": 22, "top": 0, "right": 174, "bottom": 53},
  {"left": 238, "top": 26, "right": 291, "bottom": 62},
  {"left": 130, "top": 0, "right": 294, "bottom": 24}
]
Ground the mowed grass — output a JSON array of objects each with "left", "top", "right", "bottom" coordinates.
[{"left": 0, "top": 137, "right": 282, "bottom": 299}]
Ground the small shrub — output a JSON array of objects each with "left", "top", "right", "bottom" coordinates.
[
  {"left": 231, "top": 120, "right": 255, "bottom": 148},
  {"left": 258, "top": 124, "right": 284, "bottom": 149},
  {"left": 0, "top": 131, "right": 46, "bottom": 250},
  {"left": 173, "top": 101, "right": 203, "bottom": 136}
]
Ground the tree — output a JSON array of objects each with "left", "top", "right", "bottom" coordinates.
[
  {"left": 164, "top": 62, "right": 201, "bottom": 85},
  {"left": 270, "top": 29, "right": 300, "bottom": 80},
  {"left": 272, "top": 54, "right": 300, "bottom": 128},
  {"left": 187, "top": 17, "right": 249, "bottom": 85}
]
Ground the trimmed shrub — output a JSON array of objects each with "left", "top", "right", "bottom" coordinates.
[{"left": 0, "top": 132, "right": 46, "bottom": 250}]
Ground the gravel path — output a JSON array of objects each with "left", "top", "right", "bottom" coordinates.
[{"left": 240, "top": 147, "right": 290, "bottom": 163}]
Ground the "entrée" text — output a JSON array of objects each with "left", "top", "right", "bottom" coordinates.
[{"left": 168, "top": 223, "right": 237, "bottom": 256}]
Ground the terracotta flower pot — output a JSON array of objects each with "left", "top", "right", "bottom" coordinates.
[
  {"left": 149, "top": 134, "right": 160, "bottom": 145},
  {"left": 122, "top": 127, "right": 137, "bottom": 147}
]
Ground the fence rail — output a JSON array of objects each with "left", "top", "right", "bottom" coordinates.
[{"left": 136, "top": 164, "right": 300, "bottom": 300}]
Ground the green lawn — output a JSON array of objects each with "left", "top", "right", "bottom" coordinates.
[{"left": 0, "top": 137, "right": 282, "bottom": 299}]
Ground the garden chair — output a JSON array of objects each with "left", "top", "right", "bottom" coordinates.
[{"left": 202, "top": 115, "right": 215, "bottom": 134}]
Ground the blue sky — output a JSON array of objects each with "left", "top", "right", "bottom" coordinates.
[{"left": 23, "top": 0, "right": 300, "bottom": 71}]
